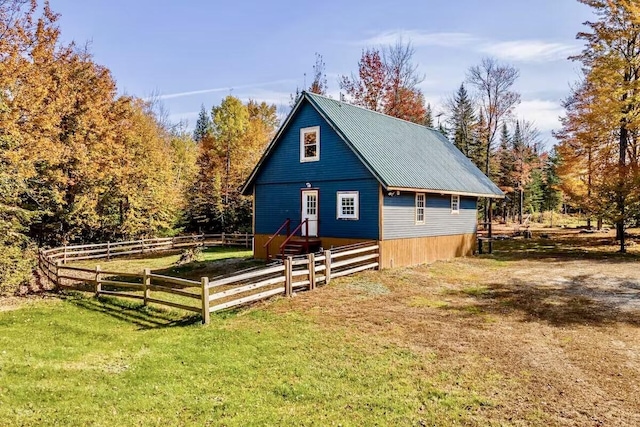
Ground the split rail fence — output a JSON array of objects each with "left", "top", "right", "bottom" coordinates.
[{"left": 38, "top": 237, "right": 379, "bottom": 324}]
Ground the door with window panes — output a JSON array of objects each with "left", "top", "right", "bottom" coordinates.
[{"left": 301, "top": 190, "right": 318, "bottom": 237}]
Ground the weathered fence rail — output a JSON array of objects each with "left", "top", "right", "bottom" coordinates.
[{"left": 38, "top": 237, "right": 379, "bottom": 324}]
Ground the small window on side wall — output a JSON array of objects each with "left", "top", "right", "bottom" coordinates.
[
  {"left": 415, "top": 193, "right": 425, "bottom": 224},
  {"left": 300, "top": 126, "right": 320, "bottom": 162},
  {"left": 337, "top": 191, "right": 359, "bottom": 220},
  {"left": 451, "top": 195, "right": 460, "bottom": 214}
]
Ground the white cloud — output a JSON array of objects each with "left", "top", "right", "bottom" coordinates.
[
  {"left": 359, "top": 30, "right": 479, "bottom": 47},
  {"left": 515, "top": 99, "right": 563, "bottom": 132},
  {"left": 479, "top": 40, "right": 579, "bottom": 63},
  {"left": 151, "top": 79, "right": 296, "bottom": 101},
  {"left": 356, "top": 30, "right": 578, "bottom": 63}
]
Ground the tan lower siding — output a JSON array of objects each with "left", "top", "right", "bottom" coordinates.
[
  {"left": 254, "top": 235, "right": 375, "bottom": 260},
  {"left": 379, "top": 234, "right": 476, "bottom": 269}
]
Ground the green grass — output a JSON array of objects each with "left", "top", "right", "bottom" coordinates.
[
  {"left": 0, "top": 296, "right": 489, "bottom": 426},
  {"left": 71, "top": 247, "right": 256, "bottom": 281}
]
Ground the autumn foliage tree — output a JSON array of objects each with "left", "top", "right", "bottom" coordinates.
[
  {"left": 340, "top": 41, "right": 427, "bottom": 123},
  {"left": 0, "top": 1, "right": 197, "bottom": 292},
  {"left": 556, "top": 0, "right": 640, "bottom": 251}
]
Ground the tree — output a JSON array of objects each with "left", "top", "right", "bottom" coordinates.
[
  {"left": 308, "top": 52, "right": 328, "bottom": 95},
  {"left": 446, "top": 83, "right": 480, "bottom": 165},
  {"left": 466, "top": 57, "right": 521, "bottom": 221},
  {"left": 340, "top": 41, "right": 427, "bottom": 124},
  {"left": 466, "top": 58, "right": 521, "bottom": 178},
  {"left": 339, "top": 48, "right": 387, "bottom": 111},
  {"left": 572, "top": 0, "right": 640, "bottom": 252},
  {"left": 424, "top": 103, "right": 434, "bottom": 127},
  {"left": 193, "top": 104, "right": 211, "bottom": 142}
]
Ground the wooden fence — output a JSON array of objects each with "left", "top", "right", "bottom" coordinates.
[
  {"left": 41, "top": 233, "right": 253, "bottom": 264},
  {"left": 38, "top": 238, "right": 379, "bottom": 324}
]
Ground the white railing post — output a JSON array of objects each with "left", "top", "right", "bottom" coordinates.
[
  {"left": 308, "top": 253, "right": 316, "bottom": 290},
  {"left": 324, "top": 250, "right": 332, "bottom": 285},
  {"left": 284, "top": 257, "right": 292, "bottom": 297},
  {"left": 201, "top": 277, "right": 210, "bottom": 324}
]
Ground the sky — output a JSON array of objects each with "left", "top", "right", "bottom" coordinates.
[{"left": 50, "top": 0, "right": 595, "bottom": 149}]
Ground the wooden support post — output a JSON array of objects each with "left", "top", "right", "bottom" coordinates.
[
  {"left": 221, "top": 232, "right": 225, "bottom": 246},
  {"left": 55, "top": 261, "right": 61, "bottom": 290},
  {"left": 141, "top": 239, "right": 145, "bottom": 254},
  {"left": 95, "top": 265, "right": 102, "bottom": 298},
  {"left": 324, "top": 249, "right": 331, "bottom": 285},
  {"left": 143, "top": 268, "right": 151, "bottom": 306},
  {"left": 245, "top": 233, "right": 249, "bottom": 248},
  {"left": 201, "top": 277, "right": 210, "bottom": 325},
  {"left": 308, "top": 253, "right": 316, "bottom": 290},
  {"left": 63, "top": 245, "right": 67, "bottom": 264},
  {"left": 284, "top": 257, "right": 292, "bottom": 297},
  {"left": 488, "top": 199, "right": 494, "bottom": 254},
  {"left": 107, "top": 241, "right": 111, "bottom": 260}
]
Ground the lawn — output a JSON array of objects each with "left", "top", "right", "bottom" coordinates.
[{"left": 2, "top": 229, "right": 640, "bottom": 425}]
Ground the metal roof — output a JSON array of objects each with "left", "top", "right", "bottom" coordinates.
[{"left": 242, "top": 91, "right": 504, "bottom": 198}]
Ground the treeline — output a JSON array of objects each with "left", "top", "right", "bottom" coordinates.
[
  {"left": 555, "top": 0, "right": 640, "bottom": 251},
  {"left": 326, "top": 43, "right": 561, "bottom": 223},
  {"left": 0, "top": 1, "right": 276, "bottom": 292}
]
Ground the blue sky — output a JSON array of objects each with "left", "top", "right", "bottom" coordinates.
[{"left": 50, "top": 0, "right": 594, "bottom": 148}]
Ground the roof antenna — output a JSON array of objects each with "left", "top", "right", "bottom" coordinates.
[{"left": 303, "top": 72, "right": 306, "bottom": 90}]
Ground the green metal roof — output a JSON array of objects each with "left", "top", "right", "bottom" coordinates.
[
  {"left": 304, "top": 92, "right": 503, "bottom": 198},
  {"left": 242, "top": 91, "right": 504, "bottom": 198}
]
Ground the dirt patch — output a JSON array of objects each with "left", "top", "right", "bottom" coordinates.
[{"left": 274, "top": 229, "right": 640, "bottom": 426}]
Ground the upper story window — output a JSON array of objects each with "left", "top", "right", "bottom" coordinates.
[
  {"left": 415, "top": 193, "right": 425, "bottom": 224},
  {"left": 337, "top": 191, "right": 359, "bottom": 220},
  {"left": 451, "top": 194, "right": 460, "bottom": 214},
  {"left": 300, "top": 126, "right": 320, "bottom": 162}
]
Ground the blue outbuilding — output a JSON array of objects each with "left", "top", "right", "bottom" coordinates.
[{"left": 242, "top": 91, "right": 503, "bottom": 268}]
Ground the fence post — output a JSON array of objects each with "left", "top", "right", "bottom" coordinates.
[
  {"left": 55, "top": 261, "right": 61, "bottom": 290},
  {"left": 221, "top": 232, "right": 225, "bottom": 246},
  {"left": 245, "top": 233, "right": 249, "bottom": 248},
  {"left": 141, "top": 239, "right": 145, "bottom": 254},
  {"left": 308, "top": 253, "right": 316, "bottom": 290},
  {"left": 63, "top": 245, "right": 67, "bottom": 264},
  {"left": 143, "top": 268, "right": 151, "bottom": 306},
  {"left": 95, "top": 265, "right": 102, "bottom": 298},
  {"left": 107, "top": 241, "right": 111, "bottom": 260},
  {"left": 201, "top": 277, "right": 210, "bottom": 325},
  {"left": 284, "top": 257, "right": 292, "bottom": 297},
  {"left": 324, "top": 250, "right": 332, "bottom": 285}
]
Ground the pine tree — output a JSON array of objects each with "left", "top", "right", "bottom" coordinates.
[
  {"left": 541, "top": 150, "right": 563, "bottom": 213},
  {"left": 447, "top": 83, "right": 477, "bottom": 160},
  {"left": 193, "top": 104, "right": 211, "bottom": 142},
  {"left": 424, "top": 103, "right": 434, "bottom": 127}
]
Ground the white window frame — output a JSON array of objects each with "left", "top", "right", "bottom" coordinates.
[
  {"left": 337, "top": 191, "right": 359, "bottom": 220},
  {"left": 451, "top": 194, "right": 460, "bottom": 214},
  {"left": 415, "top": 193, "right": 425, "bottom": 224},
  {"left": 300, "top": 126, "right": 320, "bottom": 163}
]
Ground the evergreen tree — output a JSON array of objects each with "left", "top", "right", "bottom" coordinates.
[
  {"left": 447, "top": 83, "right": 478, "bottom": 161},
  {"left": 541, "top": 150, "right": 563, "bottom": 212},
  {"left": 424, "top": 103, "right": 434, "bottom": 127},
  {"left": 193, "top": 104, "right": 211, "bottom": 142}
]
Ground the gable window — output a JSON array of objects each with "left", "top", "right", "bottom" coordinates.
[
  {"left": 300, "top": 126, "right": 320, "bottom": 162},
  {"left": 337, "top": 191, "right": 359, "bottom": 220},
  {"left": 415, "top": 193, "right": 425, "bottom": 224},
  {"left": 451, "top": 195, "right": 460, "bottom": 214}
]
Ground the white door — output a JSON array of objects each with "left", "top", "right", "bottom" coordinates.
[{"left": 301, "top": 190, "right": 318, "bottom": 237}]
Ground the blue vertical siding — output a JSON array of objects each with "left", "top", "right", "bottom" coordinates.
[
  {"left": 254, "top": 101, "right": 379, "bottom": 239},
  {"left": 383, "top": 193, "right": 477, "bottom": 239}
]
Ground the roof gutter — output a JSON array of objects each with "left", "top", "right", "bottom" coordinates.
[{"left": 386, "top": 186, "right": 505, "bottom": 199}]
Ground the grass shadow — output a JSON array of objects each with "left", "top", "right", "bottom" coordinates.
[
  {"left": 450, "top": 276, "right": 640, "bottom": 327},
  {"left": 63, "top": 292, "right": 202, "bottom": 329},
  {"left": 485, "top": 232, "right": 640, "bottom": 264}
]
